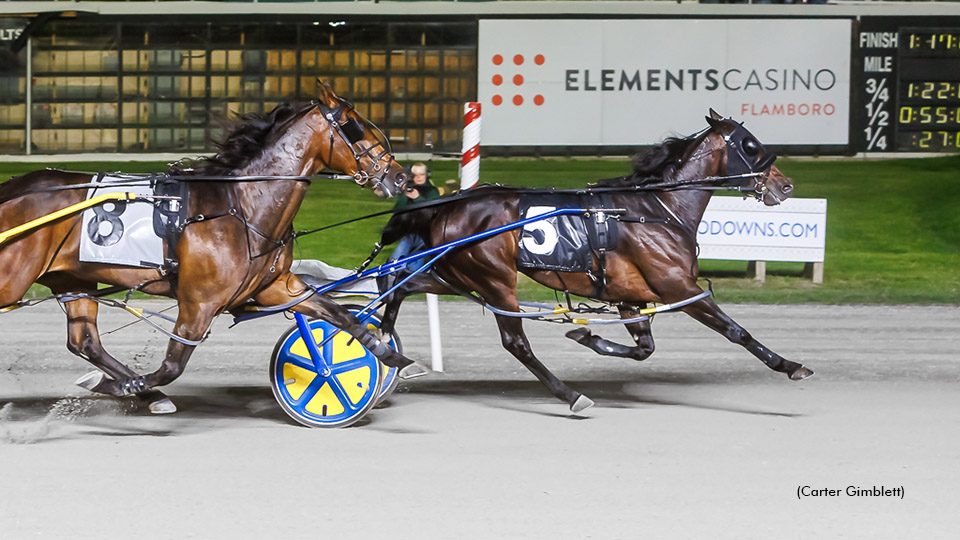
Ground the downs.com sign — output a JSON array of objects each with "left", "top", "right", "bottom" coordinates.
[
  {"left": 697, "top": 197, "right": 827, "bottom": 263},
  {"left": 478, "top": 19, "right": 851, "bottom": 146}
]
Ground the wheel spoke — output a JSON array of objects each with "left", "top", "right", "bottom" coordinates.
[
  {"left": 325, "top": 374, "right": 359, "bottom": 413},
  {"left": 281, "top": 352, "right": 317, "bottom": 373},
  {"left": 293, "top": 374, "right": 327, "bottom": 409},
  {"left": 321, "top": 327, "right": 336, "bottom": 369},
  {"left": 330, "top": 354, "right": 376, "bottom": 374}
]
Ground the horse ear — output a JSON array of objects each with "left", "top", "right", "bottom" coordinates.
[
  {"left": 705, "top": 114, "right": 724, "bottom": 131},
  {"left": 708, "top": 108, "right": 723, "bottom": 120},
  {"left": 316, "top": 78, "right": 335, "bottom": 101}
]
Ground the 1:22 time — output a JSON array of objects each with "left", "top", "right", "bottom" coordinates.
[{"left": 903, "top": 82, "right": 960, "bottom": 101}]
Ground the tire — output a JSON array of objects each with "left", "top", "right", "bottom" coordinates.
[{"left": 270, "top": 318, "right": 383, "bottom": 428}]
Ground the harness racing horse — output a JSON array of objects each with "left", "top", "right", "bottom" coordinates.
[
  {"left": 377, "top": 110, "right": 812, "bottom": 413},
  {"left": 0, "top": 81, "right": 413, "bottom": 414}
]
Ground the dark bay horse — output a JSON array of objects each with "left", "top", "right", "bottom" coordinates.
[
  {"left": 377, "top": 110, "right": 812, "bottom": 413},
  {"left": 0, "top": 81, "right": 412, "bottom": 413}
]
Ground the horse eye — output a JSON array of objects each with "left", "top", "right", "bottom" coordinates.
[{"left": 742, "top": 138, "right": 760, "bottom": 156}]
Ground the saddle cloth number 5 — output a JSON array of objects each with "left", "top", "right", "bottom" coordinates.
[{"left": 520, "top": 206, "right": 559, "bottom": 256}]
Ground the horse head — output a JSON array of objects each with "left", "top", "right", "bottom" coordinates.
[
  {"left": 705, "top": 109, "right": 793, "bottom": 206},
  {"left": 309, "top": 80, "right": 408, "bottom": 197}
]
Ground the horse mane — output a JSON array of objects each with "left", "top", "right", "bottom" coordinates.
[
  {"left": 169, "top": 102, "right": 307, "bottom": 176},
  {"left": 597, "top": 131, "right": 707, "bottom": 187}
]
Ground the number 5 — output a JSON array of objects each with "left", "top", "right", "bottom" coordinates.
[{"left": 521, "top": 206, "right": 560, "bottom": 256}]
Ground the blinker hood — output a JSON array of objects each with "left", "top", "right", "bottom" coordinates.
[
  {"left": 340, "top": 117, "right": 365, "bottom": 144},
  {"left": 316, "top": 98, "right": 366, "bottom": 145},
  {"left": 723, "top": 120, "right": 777, "bottom": 179}
]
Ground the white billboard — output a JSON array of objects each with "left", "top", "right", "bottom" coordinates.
[
  {"left": 697, "top": 197, "right": 827, "bottom": 263},
  {"left": 478, "top": 19, "right": 851, "bottom": 146}
]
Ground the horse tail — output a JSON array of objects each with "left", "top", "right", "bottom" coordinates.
[{"left": 381, "top": 205, "right": 439, "bottom": 246}]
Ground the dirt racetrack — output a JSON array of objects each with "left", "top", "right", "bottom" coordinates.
[{"left": 1, "top": 300, "right": 958, "bottom": 539}]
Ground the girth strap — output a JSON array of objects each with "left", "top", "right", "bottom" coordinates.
[{"left": 581, "top": 193, "right": 620, "bottom": 299}]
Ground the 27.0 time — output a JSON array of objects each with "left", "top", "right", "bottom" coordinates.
[
  {"left": 902, "top": 130, "right": 960, "bottom": 150},
  {"left": 898, "top": 106, "right": 960, "bottom": 126}
]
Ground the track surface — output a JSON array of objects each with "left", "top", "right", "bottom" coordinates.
[{"left": 2, "top": 300, "right": 958, "bottom": 539}]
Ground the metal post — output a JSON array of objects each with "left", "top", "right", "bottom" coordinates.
[
  {"left": 427, "top": 293, "right": 443, "bottom": 372},
  {"left": 25, "top": 36, "right": 32, "bottom": 155}
]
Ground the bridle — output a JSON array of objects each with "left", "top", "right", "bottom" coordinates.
[
  {"left": 748, "top": 168, "right": 778, "bottom": 202},
  {"left": 672, "top": 123, "right": 776, "bottom": 200},
  {"left": 313, "top": 97, "right": 401, "bottom": 194},
  {"left": 713, "top": 118, "right": 778, "bottom": 200}
]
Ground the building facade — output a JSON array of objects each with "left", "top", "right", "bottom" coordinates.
[{"left": 0, "top": 14, "right": 477, "bottom": 154}]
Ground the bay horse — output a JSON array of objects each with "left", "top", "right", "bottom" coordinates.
[
  {"left": 377, "top": 110, "right": 813, "bottom": 413},
  {"left": 0, "top": 81, "right": 413, "bottom": 414}
]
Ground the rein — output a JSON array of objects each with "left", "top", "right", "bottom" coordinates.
[
  {"left": 0, "top": 172, "right": 358, "bottom": 208},
  {"left": 427, "top": 268, "right": 711, "bottom": 325},
  {"left": 291, "top": 172, "right": 767, "bottom": 239}
]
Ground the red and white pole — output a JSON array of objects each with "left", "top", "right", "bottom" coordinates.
[
  {"left": 460, "top": 102, "right": 481, "bottom": 190},
  {"left": 428, "top": 102, "right": 481, "bottom": 373}
]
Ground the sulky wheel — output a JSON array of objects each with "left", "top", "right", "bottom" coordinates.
[
  {"left": 270, "top": 318, "right": 383, "bottom": 428},
  {"left": 342, "top": 305, "right": 402, "bottom": 406}
]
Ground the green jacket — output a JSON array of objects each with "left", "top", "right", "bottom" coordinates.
[{"left": 393, "top": 181, "right": 440, "bottom": 210}]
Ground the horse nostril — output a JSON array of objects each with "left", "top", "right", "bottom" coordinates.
[{"left": 782, "top": 183, "right": 793, "bottom": 194}]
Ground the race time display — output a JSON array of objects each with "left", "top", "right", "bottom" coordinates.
[{"left": 897, "top": 28, "right": 960, "bottom": 151}]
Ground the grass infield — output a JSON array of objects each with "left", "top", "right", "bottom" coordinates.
[{"left": 2, "top": 155, "right": 958, "bottom": 305}]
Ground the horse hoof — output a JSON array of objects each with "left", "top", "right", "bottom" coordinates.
[
  {"left": 148, "top": 398, "right": 177, "bottom": 414},
  {"left": 565, "top": 328, "right": 591, "bottom": 343},
  {"left": 570, "top": 395, "right": 594, "bottom": 414},
  {"left": 75, "top": 371, "right": 105, "bottom": 391},
  {"left": 399, "top": 363, "right": 429, "bottom": 380},
  {"left": 789, "top": 366, "right": 814, "bottom": 381}
]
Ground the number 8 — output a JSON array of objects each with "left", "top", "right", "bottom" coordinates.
[{"left": 87, "top": 201, "right": 127, "bottom": 247}]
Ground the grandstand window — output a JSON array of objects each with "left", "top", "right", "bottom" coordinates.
[{"left": 8, "top": 18, "right": 476, "bottom": 153}]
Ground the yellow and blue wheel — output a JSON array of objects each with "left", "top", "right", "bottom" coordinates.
[{"left": 270, "top": 318, "right": 383, "bottom": 428}]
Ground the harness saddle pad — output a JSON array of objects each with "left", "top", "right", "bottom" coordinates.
[
  {"left": 79, "top": 175, "right": 183, "bottom": 268},
  {"left": 517, "top": 193, "right": 619, "bottom": 272}
]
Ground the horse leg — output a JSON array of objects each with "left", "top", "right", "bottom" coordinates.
[
  {"left": 564, "top": 304, "right": 656, "bottom": 361},
  {"left": 495, "top": 314, "right": 593, "bottom": 413},
  {"left": 77, "top": 300, "right": 219, "bottom": 413},
  {"left": 681, "top": 294, "right": 813, "bottom": 380},
  {"left": 378, "top": 291, "right": 404, "bottom": 339},
  {"left": 252, "top": 277, "right": 417, "bottom": 373},
  {"left": 34, "top": 276, "right": 175, "bottom": 412},
  {"left": 60, "top": 298, "right": 144, "bottom": 389},
  {"left": 621, "top": 304, "right": 657, "bottom": 359},
  {"left": 378, "top": 272, "right": 450, "bottom": 337}
]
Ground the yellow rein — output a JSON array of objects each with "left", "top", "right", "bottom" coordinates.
[{"left": 0, "top": 192, "right": 138, "bottom": 247}]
